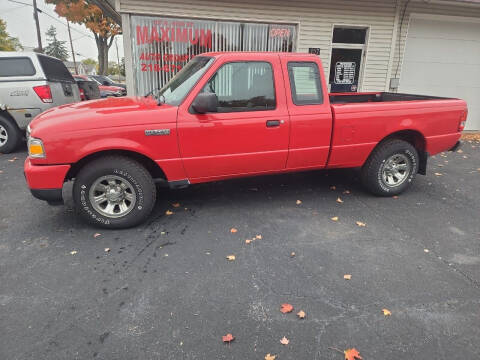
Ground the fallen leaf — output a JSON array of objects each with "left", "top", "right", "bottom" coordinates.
[
  {"left": 382, "top": 308, "right": 391, "bottom": 316},
  {"left": 8, "top": 157, "right": 17, "bottom": 162},
  {"left": 104, "top": 248, "right": 110, "bottom": 252},
  {"left": 331, "top": 216, "right": 339, "bottom": 221},
  {"left": 424, "top": 248, "right": 429, "bottom": 253},
  {"left": 344, "top": 348, "right": 363, "bottom": 360},
  {"left": 343, "top": 190, "right": 351, "bottom": 194},
  {"left": 245, "top": 239, "right": 252, "bottom": 244},
  {"left": 434, "top": 172, "right": 443, "bottom": 176},
  {"left": 290, "top": 252, "right": 296, "bottom": 257},
  {"left": 226, "top": 255, "right": 236, "bottom": 261},
  {"left": 172, "top": 202, "right": 180, "bottom": 208},
  {"left": 355, "top": 221, "right": 366, "bottom": 227},
  {"left": 280, "top": 303, "right": 293, "bottom": 313},
  {"left": 280, "top": 336, "right": 289, "bottom": 345},
  {"left": 165, "top": 210, "right": 173, "bottom": 215},
  {"left": 297, "top": 310, "right": 306, "bottom": 319},
  {"left": 69, "top": 250, "right": 77, "bottom": 255},
  {"left": 230, "top": 228, "right": 238, "bottom": 233},
  {"left": 336, "top": 197, "right": 344, "bottom": 203},
  {"left": 344, "top": 274, "right": 352, "bottom": 280},
  {"left": 296, "top": 200, "right": 302, "bottom": 205},
  {"left": 0, "top": 170, "right": 3, "bottom": 174},
  {"left": 330, "top": 185, "right": 336, "bottom": 190},
  {"left": 457, "top": 149, "right": 463, "bottom": 153},
  {"left": 393, "top": 195, "right": 399, "bottom": 199},
  {"left": 222, "top": 333, "right": 234, "bottom": 343},
  {"left": 265, "top": 354, "right": 276, "bottom": 360},
  {"left": 256, "top": 235, "right": 262, "bottom": 240},
  {"left": 93, "top": 233, "right": 101, "bottom": 238}
]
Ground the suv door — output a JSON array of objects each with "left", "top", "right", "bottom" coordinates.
[
  {"left": 177, "top": 57, "right": 289, "bottom": 180},
  {"left": 36, "top": 54, "right": 80, "bottom": 105}
]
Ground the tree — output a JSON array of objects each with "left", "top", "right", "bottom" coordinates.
[
  {"left": 81, "top": 57, "right": 97, "bottom": 66},
  {"left": 0, "top": 19, "right": 23, "bottom": 51},
  {"left": 44, "top": 25, "right": 68, "bottom": 60},
  {"left": 45, "top": 0, "right": 121, "bottom": 74}
]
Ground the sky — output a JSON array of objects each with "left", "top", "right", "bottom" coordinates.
[{"left": 1, "top": 0, "right": 124, "bottom": 63}]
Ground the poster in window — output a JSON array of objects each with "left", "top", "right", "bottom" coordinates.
[{"left": 334, "top": 62, "right": 356, "bottom": 84}]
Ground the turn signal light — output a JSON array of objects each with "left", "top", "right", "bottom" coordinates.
[
  {"left": 33, "top": 85, "right": 53, "bottom": 103},
  {"left": 28, "top": 138, "right": 46, "bottom": 158},
  {"left": 458, "top": 110, "right": 467, "bottom": 132}
]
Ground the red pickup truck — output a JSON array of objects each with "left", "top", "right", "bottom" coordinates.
[{"left": 24, "top": 52, "right": 467, "bottom": 228}]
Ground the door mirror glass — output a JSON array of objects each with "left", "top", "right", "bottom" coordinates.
[{"left": 192, "top": 92, "right": 218, "bottom": 114}]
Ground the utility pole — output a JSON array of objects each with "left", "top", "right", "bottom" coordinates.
[
  {"left": 32, "top": 0, "right": 43, "bottom": 52},
  {"left": 67, "top": 20, "right": 78, "bottom": 74},
  {"left": 115, "top": 37, "right": 120, "bottom": 83}
]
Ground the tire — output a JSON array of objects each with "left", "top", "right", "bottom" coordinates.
[
  {"left": 73, "top": 156, "right": 156, "bottom": 229},
  {"left": 361, "top": 139, "right": 419, "bottom": 196},
  {"left": 0, "top": 115, "right": 21, "bottom": 154}
]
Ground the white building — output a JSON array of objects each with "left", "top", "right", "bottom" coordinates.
[{"left": 98, "top": 0, "right": 480, "bottom": 130}]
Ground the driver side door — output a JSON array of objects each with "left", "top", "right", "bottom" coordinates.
[{"left": 177, "top": 57, "right": 290, "bottom": 181}]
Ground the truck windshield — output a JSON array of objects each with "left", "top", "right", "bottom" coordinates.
[{"left": 155, "top": 56, "right": 214, "bottom": 106}]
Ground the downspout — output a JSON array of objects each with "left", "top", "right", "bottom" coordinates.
[{"left": 386, "top": 0, "right": 401, "bottom": 91}]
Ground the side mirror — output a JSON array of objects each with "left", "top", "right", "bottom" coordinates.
[
  {"left": 102, "top": 81, "right": 109, "bottom": 85},
  {"left": 191, "top": 92, "right": 218, "bottom": 114}
]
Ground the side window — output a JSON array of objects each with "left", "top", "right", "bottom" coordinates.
[
  {"left": 0, "top": 57, "right": 36, "bottom": 77},
  {"left": 287, "top": 62, "right": 323, "bottom": 105},
  {"left": 202, "top": 61, "right": 276, "bottom": 112}
]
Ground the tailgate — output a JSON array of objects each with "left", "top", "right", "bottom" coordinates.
[{"left": 49, "top": 81, "right": 80, "bottom": 105}]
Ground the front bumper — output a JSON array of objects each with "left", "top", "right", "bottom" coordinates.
[{"left": 24, "top": 158, "right": 70, "bottom": 204}]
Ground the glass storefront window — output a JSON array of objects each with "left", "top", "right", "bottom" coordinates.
[{"left": 130, "top": 16, "right": 297, "bottom": 95}]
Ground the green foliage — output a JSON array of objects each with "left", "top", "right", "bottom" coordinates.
[
  {"left": 107, "top": 58, "right": 125, "bottom": 76},
  {"left": 82, "top": 58, "right": 97, "bottom": 66},
  {"left": 44, "top": 25, "right": 69, "bottom": 61},
  {"left": 0, "top": 19, "right": 23, "bottom": 51}
]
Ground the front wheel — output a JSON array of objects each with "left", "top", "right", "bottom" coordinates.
[
  {"left": 361, "top": 139, "right": 419, "bottom": 196},
  {"left": 73, "top": 156, "right": 156, "bottom": 228}
]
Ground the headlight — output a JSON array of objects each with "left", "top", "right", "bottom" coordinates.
[{"left": 28, "top": 137, "right": 46, "bottom": 158}]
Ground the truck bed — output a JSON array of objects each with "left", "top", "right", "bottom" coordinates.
[{"left": 329, "top": 92, "right": 450, "bottom": 104}]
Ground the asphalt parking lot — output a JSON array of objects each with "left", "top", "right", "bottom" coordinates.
[{"left": 1, "top": 142, "right": 479, "bottom": 360}]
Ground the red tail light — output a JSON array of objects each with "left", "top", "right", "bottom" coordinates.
[
  {"left": 79, "top": 88, "right": 85, "bottom": 101},
  {"left": 458, "top": 110, "right": 468, "bottom": 132},
  {"left": 33, "top": 85, "right": 52, "bottom": 103}
]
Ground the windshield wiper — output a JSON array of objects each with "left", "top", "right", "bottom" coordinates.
[{"left": 144, "top": 88, "right": 165, "bottom": 106}]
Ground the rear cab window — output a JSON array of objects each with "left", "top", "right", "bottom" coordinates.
[
  {"left": 0, "top": 57, "right": 36, "bottom": 77},
  {"left": 287, "top": 62, "right": 323, "bottom": 105},
  {"left": 37, "top": 54, "right": 74, "bottom": 83},
  {"left": 201, "top": 61, "right": 276, "bottom": 112}
]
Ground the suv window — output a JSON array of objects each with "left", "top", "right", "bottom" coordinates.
[
  {"left": 37, "top": 54, "right": 74, "bottom": 83},
  {"left": 287, "top": 62, "right": 323, "bottom": 105},
  {"left": 0, "top": 57, "right": 36, "bottom": 77},
  {"left": 202, "top": 61, "right": 275, "bottom": 112}
]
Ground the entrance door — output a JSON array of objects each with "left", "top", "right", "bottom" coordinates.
[
  {"left": 329, "top": 27, "right": 368, "bottom": 93},
  {"left": 329, "top": 48, "right": 362, "bottom": 92},
  {"left": 177, "top": 57, "right": 290, "bottom": 181}
]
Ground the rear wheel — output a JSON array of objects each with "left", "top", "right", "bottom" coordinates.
[
  {"left": 0, "top": 116, "right": 21, "bottom": 154},
  {"left": 73, "top": 156, "right": 156, "bottom": 228},
  {"left": 361, "top": 139, "right": 419, "bottom": 196}
]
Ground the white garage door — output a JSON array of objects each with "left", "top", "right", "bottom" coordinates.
[{"left": 399, "top": 17, "right": 480, "bottom": 130}]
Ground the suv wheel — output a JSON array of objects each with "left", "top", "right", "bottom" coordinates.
[
  {"left": 0, "top": 116, "right": 21, "bottom": 154},
  {"left": 73, "top": 156, "right": 156, "bottom": 228},
  {"left": 361, "top": 139, "right": 419, "bottom": 196}
]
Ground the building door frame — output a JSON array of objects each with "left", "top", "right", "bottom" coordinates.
[{"left": 328, "top": 24, "right": 370, "bottom": 92}]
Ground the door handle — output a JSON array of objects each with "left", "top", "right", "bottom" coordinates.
[{"left": 266, "top": 120, "right": 281, "bottom": 127}]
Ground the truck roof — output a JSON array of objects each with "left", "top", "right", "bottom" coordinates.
[{"left": 197, "top": 51, "right": 320, "bottom": 60}]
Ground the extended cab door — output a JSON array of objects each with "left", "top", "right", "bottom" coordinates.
[
  {"left": 280, "top": 56, "right": 333, "bottom": 169},
  {"left": 177, "top": 55, "right": 289, "bottom": 181}
]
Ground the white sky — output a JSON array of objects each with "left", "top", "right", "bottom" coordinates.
[{"left": 1, "top": 0, "right": 124, "bottom": 63}]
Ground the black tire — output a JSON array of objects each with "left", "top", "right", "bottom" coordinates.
[
  {"left": 361, "top": 139, "right": 419, "bottom": 196},
  {"left": 0, "top": 115, "right": 21, "bottom": 154},
  {"left": 73, "top": 156, "right": 156, "bottom": 229}
]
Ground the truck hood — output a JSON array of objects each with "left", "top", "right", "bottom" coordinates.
[{"left": 30, "top": 96, "right": 177, "bottom": 137}]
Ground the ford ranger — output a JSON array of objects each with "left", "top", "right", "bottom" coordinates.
[{"left": 24, "top": 52, "right": 467, "bottom": 228}]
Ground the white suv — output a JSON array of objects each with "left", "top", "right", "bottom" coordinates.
[{"left": 0, "top": 52, "right": 80, "bottom": 153}]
